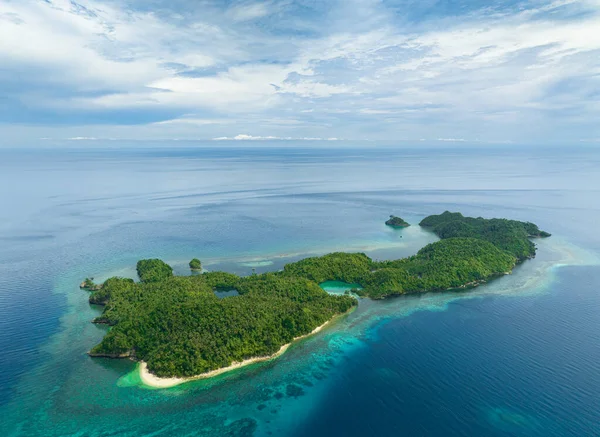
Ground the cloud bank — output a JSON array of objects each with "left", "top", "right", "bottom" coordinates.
[{"left": 1, "top": 0, "right": 600, "bottom": 144}]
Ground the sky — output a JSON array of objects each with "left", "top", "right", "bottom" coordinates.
[{"left": 1, "top": 0, "right": 600, "bottom": 145}]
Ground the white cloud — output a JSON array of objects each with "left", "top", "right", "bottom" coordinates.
[
  {"left": 279, "top": 80, "right": 353, "bottom": 98},
  {"left": 360, "top": 109, "right": 395, "bottom": 114},
  {"left": 2, "top": 0, "right": 600, "bottom": 143},
  {"left": 152, "top": 118, "right": 232, "bottom": 126},
  {"left": 0, "top": 2, "right": 185, "bottom": 90},
  {"left": 214, "top": 134, "right": 340, "bottom": 141},
  {"left": 227, "top": 2, "right": 273, "bottom": 22}
]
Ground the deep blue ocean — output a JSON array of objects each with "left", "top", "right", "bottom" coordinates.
[{"left": 0, "top": 144, "right": 599, "bottom": 436}]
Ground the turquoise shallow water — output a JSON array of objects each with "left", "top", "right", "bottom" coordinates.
[
  {"left": 319, "top": 281, "right": 363, "bottom": 295},
  {"left": 1, "top": 145, "right": 600, "bottom": 436}
]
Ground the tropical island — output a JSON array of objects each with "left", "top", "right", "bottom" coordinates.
[
  {"left": 85, "top": 211, "right": 550, "bottom": 385},
  {"left": 189, "top": 258, "right": 202, "bottom": 271},
  {"left": 385, "top": 215, "right": 410, "bottom": 228}
]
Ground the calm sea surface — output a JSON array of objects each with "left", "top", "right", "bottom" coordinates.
[{"left": 0, "top": 145, "right": 599, "bottom": 436}]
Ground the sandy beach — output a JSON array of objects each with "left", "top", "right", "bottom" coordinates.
[{"left": 139, "top": 319, "right": 333, "bottom": 388}]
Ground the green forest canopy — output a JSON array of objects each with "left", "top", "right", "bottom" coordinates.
[
  {"left": 419, "top": 211, "right": 550, "bottom": 261},
  {"left": 189, "top": 258, "right": 202, "bottom": 270},
  {"left": 136, "top": 259, "right": 173, "bottom": 283},
  {"left": 385, "top": 215, "right": 410, "bottom": 227},
  {"left": 87, "top": 212, "right": 549, "bottom": 378}
]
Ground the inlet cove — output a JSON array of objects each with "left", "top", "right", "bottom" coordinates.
[{"left": 83, "top": 211, "right": 550, "bottom": 386}]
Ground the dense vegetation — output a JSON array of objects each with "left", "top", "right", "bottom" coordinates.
[
  {"left": 89, "top": 273, "right": 356, "bottom": 376},
  {"left": 282, "top": 252, "right": 372, "bottom": 284},
  {"left": 136, "top": 259, "right": 173, "bottom": 283},
  {"left": 87, "top": 212, "right": 549, "bottom": 378},
  {"left": 419, "top": 211, "right": 550, "bottom": 261},
  {"left": 189, "top": 258, "right": 202, "bottom": 270},
  {"left": 360, "top": 238, "right": 516, "bottom": 298},
  {"left": 385, "top": 215, "right": 410, "bottom": 227}
]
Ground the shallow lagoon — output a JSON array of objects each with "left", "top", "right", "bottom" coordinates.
[
  {"left": 1, "top": 145, "right": 600, "bottom": 436},
  {"left": 319, "top": 280, "right": 363, "bottom": 294}
]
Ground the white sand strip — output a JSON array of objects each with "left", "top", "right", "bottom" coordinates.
[{"left": 139, "top": 319, "right": 333, "bottom": 388}]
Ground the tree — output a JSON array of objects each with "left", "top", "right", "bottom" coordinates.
[
  {"left": 189, "top": 258, "right": 202, "bottom": 270},
  {"left": 136, "top": 259, "right": 173, "bottom": 283}
]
